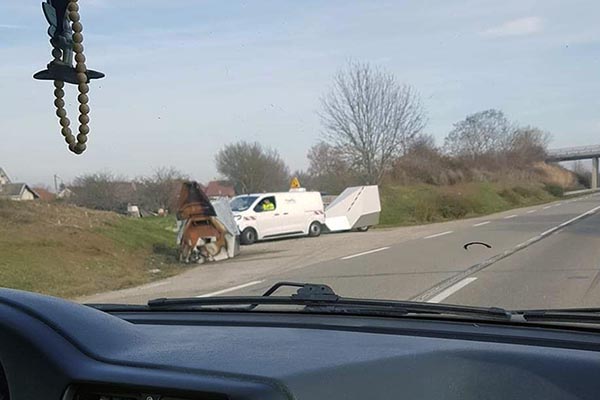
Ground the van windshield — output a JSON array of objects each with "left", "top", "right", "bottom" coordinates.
[{"left": 230, "top": 196, "right": 259, "bottom": 212}]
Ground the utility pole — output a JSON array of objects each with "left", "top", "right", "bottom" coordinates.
[{"left": 53, "top": 174, "right": 60, "bottom": 193}]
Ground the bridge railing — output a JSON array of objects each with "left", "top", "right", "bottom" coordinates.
[{"left": 546, "top": 145, "right": 600, "bottom": 161}]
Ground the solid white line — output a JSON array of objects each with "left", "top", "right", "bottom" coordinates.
[
  {"left": 473, "top": 221, "right": 490, "bottom": 227},
  {"left": 554, "top": 202, "right": 562, "bottom": 206},
  {"left": 341, "top": 246, "right": 390, "bottom": 260},
  {"left": 423, "top": 230, "right": 454, "bottom": 239},
  {"left": 427, "top": 277, "right": 478, "bottom": 303},
  {"left": 196, "top": 280, "right": 264, "bottom": 297},
  {"left": 526, "top": 209, "right": 537, "bottom": 214},
  {"left": 559, "top": 205, "right": 600, "bottom": 226},
  {"left": 140, "top": 281, "right": 168, "bottom": 289},
  {"left": 543, "top": 205, "right": 552, "bottom": 209},
  {"left": 539, "top": 227, "right": 557, "bottom": 237},
  {"left": 538, "top": 204, "right": 600, "bottom": 238},
  {"left": 503, "top": 214, "right": 517, "bottom": 219}
]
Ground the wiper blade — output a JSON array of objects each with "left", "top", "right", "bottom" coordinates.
[
  {"left": 147, "top": 282, "right": 511, "bottom": 321},
  {"left": 518, "top": 309, "right": 600, "bottom": 325}
]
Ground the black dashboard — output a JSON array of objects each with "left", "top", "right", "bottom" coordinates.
[{"left": 1, "top": 288, "right": 600, "bottom": 400}]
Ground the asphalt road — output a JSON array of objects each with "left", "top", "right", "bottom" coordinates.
[
  {"left": 82, "top": 193, "right": 600, "bottom": 310},
  {"left": 205, "top": 192, "right": 600, "bottom": 309}
]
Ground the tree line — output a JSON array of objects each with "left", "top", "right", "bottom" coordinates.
[
  {"left": 66, "top": 167, "right": 187, "bottom": 213},
  {"left": 216, "top": 61, "right": 551, "bottom": 194},
  {"left": 67, "top": 60, "right": 553, "bottom": 212}
]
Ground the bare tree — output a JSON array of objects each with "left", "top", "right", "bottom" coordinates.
[
  {"left": 444, "top": 109, "right": 513, "bottom": 158},
  {"left": 215, "top": 141, "right": 290, "bottom": 193},
  {"left": 572, "top": 160, "right": 592, "bottom": 188},
  {"left": 320, "top": 61, "right": 427, "bottom": 184},
  {"left": 406, "top": 133, "right": 437, "bottom": 154},
  {"left": 508, "top": 126, "right": 551, "bottom": 164},
  {"left": 306, "top": 141, "right": 359, "bottom": 193},
  {"left": 70, "top": 172, "right": 131, "bottom": 212},
  {"left": 137, "top": 167, "right": 188, "bottom": 212}
]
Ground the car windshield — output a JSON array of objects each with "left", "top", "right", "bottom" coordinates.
[
  {"left": 2, "top": 1, "right": 600, "bottom": 320},
  {"left": 230, "top": 196, "right": 258, "bottom": 212}
]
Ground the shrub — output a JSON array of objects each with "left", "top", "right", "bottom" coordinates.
[
  {"left": 391, "top": 142, "right": 471, "bottom": 186},
  {"left": 438, "top": 194, "right": 470, "bottom": 218},
  {"left": 512, "top": 186, "right": 533, "bottom": 197},
  {"left": 498, "top": 189, "right": 521, "bottom": 206},
  {"left": 543, "top": 183, "right": 564, "bottom": 197},
  {"left": 414, "top": 201, "right": 438, "bottom": 222}
]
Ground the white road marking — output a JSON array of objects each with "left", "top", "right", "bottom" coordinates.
[
  {"left": 196, "top": 280, "right": 264, "bottom": 297},
  {"left": 554, "top": 202, "right": 562, "bottom": 206},
  {"left": 526, "top": 209, "right": 537, "bottom": 214},
  {"left": 473, "top": 221, "right": 490, "bottom": 227},
  {"left": 543, "top": 205, "right": 552, "bottom": 209},
  {"left": 140, "top": 281, "right": 168, "bottom": 289},
  {"left": 537, "top": 204, "right": 600, "bottom": 239},
  {"left": 427, "top": 277, "right": 478, "bottom": 303},
  {"left": 341, "top": 247, "right": 390, "bottom": 260},
  {"left": 423, "top": 230, "right": 453, "bottom": 239},
  {"left": 503, "top": 214, "right": 517, "bottom": 219},
  {"left": 539, "top": 227, "right": 557, "bottom": 236}
]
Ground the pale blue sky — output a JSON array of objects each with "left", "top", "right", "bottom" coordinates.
[{"left": 1, "top": 0, "right": 600, "bottom": 186}]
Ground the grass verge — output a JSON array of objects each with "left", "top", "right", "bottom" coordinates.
[
  {"left": 379, "top": 182, "right": 562, "bottom": 226},
  {"left": 0, "top": 200, "right": 182, "bottom": 299}
]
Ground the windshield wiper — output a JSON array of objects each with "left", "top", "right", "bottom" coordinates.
[
  {"left": 516, "top": 308, "right": 600, "bottom": 325},
  {"left": 146, "top": 282, "right": 512, "bottom": 321},
  {"left": 90, "top": 284, "right": 600, "bottom": 328}
]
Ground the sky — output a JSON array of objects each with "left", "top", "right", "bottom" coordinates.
[{"left": 1, "top": 0, "right": 600, "bottom": 188}]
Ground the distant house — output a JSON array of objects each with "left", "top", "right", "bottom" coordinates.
[
  {"left": 0, "top": 183, "right": 39, "bottom": 201},
  {"left": 0, "top": 168, "right": 10, "bottom": 185},
  {"left": 57, "top": 187, "right": 73, "bottom": 199},
  {"left": 32, "top": 187, "right": 56, "bottom": 201},
  {"left": 0, "top": 167, "right": 39, "bottom": 201},
  {"left": 205, "top": 181, "right": 235, "bottom": 198}
]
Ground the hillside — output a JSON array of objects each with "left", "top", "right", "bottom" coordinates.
[
  {"left": 0, "top": 200, "right": 181, "bottom": 299},
  {"left": 379, "top": 162, "right": 577, "bottom": 226}
]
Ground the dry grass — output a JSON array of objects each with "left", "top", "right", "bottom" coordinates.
[
  {"left": 532, "top": 162, "right": 577, "bottom": 188},
  {"left": 391, "top": 142, "right": 579, "bottom": 191},
  {"left": 0, "top": 200, "right": 184, "bottom": 299}
]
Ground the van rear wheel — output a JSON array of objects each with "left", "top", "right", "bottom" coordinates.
[
  {"left": 308, "top": 221, "right": 322, "bottom": 237},
  {"left": 240, "top": 228, "right": 257, "bottom": 245}
]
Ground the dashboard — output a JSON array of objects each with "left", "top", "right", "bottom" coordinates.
[{"left": 1, "top": 288, "right": 600, "bottom": 400}]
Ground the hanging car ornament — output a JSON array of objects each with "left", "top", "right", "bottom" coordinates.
[{"left": 33, "top": 0, "right": 105, "bottom": 155}]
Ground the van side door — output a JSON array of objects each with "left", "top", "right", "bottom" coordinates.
[
  {"left": 277, "top": 194, "right": 307, "bottom": 233},
  {"left": 253, "top": 196, "right": 281, "bottom": 238}
]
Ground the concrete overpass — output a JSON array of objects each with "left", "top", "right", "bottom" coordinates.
[{"left": 546, "top": 145, "right": 600, "bottom": 189}]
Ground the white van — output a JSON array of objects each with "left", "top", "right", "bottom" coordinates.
[{"left": 230, "top": 191, "right": 325, "bottom": 244}]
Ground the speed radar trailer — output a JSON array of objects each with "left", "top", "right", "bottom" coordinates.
[{"left": 324, "top": 186, "right": 381, "bottom": 232}]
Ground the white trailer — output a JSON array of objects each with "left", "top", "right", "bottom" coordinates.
[{"left": 324, "top": 186, "right": 381, "bottom": 232}]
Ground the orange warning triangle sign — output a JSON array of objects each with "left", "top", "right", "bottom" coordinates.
[{"left": 290, "top": 177, "right": 301, "bottom": 189}]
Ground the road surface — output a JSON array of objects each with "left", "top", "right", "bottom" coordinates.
[{"left": 81, "top": 193, "right": 600, "bottom": 309}]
